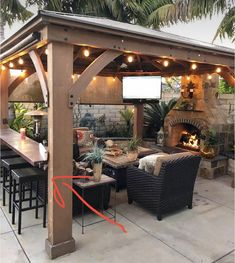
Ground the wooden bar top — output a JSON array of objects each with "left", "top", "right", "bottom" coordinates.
[{"left": 0, "top": 128, "right": 47, "bottom": 166}]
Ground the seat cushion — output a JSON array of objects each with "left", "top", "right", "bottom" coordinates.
[
  {"left": 11, "top": 167, "right": 47, "bottom": 182},
  {"left": 153, "top": 152, "right": 193, "bottom": 176},
  {"left": 1, "top": 150, "right": 19, "bottom": 159},
  {"left": 2, "top": 157, "right": 31, "bottom": 169},
  {"left": 138, "top": 153, "right": 168, "bottom": 174}
]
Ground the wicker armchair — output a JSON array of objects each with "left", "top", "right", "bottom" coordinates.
[{"left": 127, "top": 154, "right": 201, "bottom": 220}]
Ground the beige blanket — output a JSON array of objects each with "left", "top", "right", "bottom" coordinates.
[{"left": 138, "top": 153, "right": 168, "bottom": 174}]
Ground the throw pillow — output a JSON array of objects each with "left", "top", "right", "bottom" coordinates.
[
  {"left": 138, "top": 153, "right": 168, "bottom": 174},
  {"left": 153, "top": 152, "right": 193, "bottom": 176}
]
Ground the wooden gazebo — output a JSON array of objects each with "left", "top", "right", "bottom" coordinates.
[{"left": 0, "top": 10, "right": 234, "bottom": 259}]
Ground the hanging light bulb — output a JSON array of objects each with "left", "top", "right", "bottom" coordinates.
[
  {"left": 163, "top": 60, "right": 169, "bottom": 67},
  {"left": 9, "top": 62, "right": 14, "bottom": 68},
  {"left": 93, "top": 77, "right": 96, "bottom": 81},
  {"left": 112, "top": 77, "right": 116, "bottom": 82},
  {"left": 191, "top": 63, "right": 197, "bottom": 70},
  {"left": 1, "top": 65, "right": 6, "bottom": 70},
  {"left": 216, "top": 67, "right": 221, "bottom": 73},
  {"left": 207, "top": 74, "right": 212, "bottom": 80},
  {"left": 18, "top": 58, "right": 24, "bottom": 65},
  {"left": 45, "top": 48, "right": 48, "bottom": 55},
  {"left": 83, "top": 49, "right": 90, "bottom": 57},
  {"left": 186, "top": 76, "right": 190, "bottom": 81},
  {"left": 127, "top": 55, "right": 134, "bottom": 63}
]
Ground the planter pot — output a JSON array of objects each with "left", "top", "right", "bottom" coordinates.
[
  {"left": 200, "top": 146, "right": 216, "bottom": 159},
  {"left": 127, "top": 151, "right": 138, "bottom": 161},
  {"left": 93, "top": 163, "right": 102, "bottom": 182}
]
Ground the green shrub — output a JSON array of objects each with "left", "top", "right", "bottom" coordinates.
[{"left": 218, "top": 79, "right": 235, "bottom": 94}]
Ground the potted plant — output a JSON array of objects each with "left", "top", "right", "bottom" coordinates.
[
  {"left": 84, "top": 146, "right": 104, "bottom": 181},
  {"left": 200, "top": 129, "right": 218, "bottom": 158},
  {"left": 127, "top": 137, "right": 141, "bottom": 161}
]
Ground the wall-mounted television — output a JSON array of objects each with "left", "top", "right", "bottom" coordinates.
[{"left": 122, "top": 76, "right": 162, "bottom": 102}]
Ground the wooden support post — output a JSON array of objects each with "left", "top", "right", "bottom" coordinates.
[
  {"left": 45, "top": 42, "right": 75, "bottom": 259},
  {"left": 219, "top": 71, "right": 235, "bottom": 88},
  {"left": 133, "top": 104, "right": 144, "bottom": 139},
  {"left": 0, "top": 67, "right": 10, "bottom": 128}
]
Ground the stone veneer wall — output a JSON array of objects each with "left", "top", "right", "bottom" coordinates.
[{"left": 218, "top": 94, "right": 235, "bottom": 124}]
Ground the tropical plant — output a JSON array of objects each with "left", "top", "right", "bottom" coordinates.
[
  {"left": 144, "top": 98, "right": 177, "bottom": 137},
  {"left": 127, "top": 137, "right": 141, "bottom": 151},
  {"left": 200, "top": 129, "right": 218, "bottom": 147},
  {"left": 119, "top": 108, "right": 134, "bottom": 136},
  {"left": 9, "top": 103, "right": 34, "bottom": 137},
  {"left": 218, "top": 78, "right": 235, "bottom": 94},
  {"left": 0, "top": 0, "right": 32, "bottom": 40},
  {"left": 84, "top": 146, "right": 104, "bottom": 164}
]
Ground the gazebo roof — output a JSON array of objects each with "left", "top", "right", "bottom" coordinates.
[{"left": 1, "top": 10, "right": 234, "bottom": 58}]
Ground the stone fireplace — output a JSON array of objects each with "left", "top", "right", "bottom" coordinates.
[{"left": 164, "top": 74, "right": 233, "bottom": 154}]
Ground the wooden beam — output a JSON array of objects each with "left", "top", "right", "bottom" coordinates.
[
  {"left": 47, "top": 24, "right": 234, "bottom": 68},
  {"left": 219, "top": 71, "right": 235, "bottom": 88},
  {"left": 45, "top": 42, "right": 75, "bottom": 259},
  {"left": 69, "top": 49, "right": 122, "bottom": 107},
  {"left": 133, "top": 104, "right": 144, "bottom": 139},
  {"left": 29, "top": 49, "right": 49, "bottom": 106},
  {"left": 0, "top": 68, "right": 10, "bottom": 128},
  {"left": 8, "top": 70, "right": 35, "bottom": 96}
]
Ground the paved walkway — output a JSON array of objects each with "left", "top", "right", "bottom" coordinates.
[{"left": 0, "top": 176, "right": 234, "bottom": 263}]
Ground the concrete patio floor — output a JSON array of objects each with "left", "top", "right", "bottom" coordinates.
[{"left": 0, "top": 175, "right": 234, "bottom": 263}]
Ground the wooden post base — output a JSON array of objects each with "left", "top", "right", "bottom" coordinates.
[{"left": 45, "top": 238, "right": 75, "bottom": 259}]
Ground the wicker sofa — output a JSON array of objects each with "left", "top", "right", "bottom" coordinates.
[{"left": 127, "top": 154, "right": 201, "bottom": 220}]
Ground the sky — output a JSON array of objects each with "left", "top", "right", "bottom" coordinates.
[{"left": 3, "top": 2, "right": 234, "bottom": 49}]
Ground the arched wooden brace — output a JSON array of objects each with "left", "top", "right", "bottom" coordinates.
[
  {"left": 29, "top": 49, "right": 49, "bottom": 106},
  {"left": 8, "top": 70, "right": 35, "bottom": 97},
  {"left": 219, "top": 71, "right": 235, "bottom": 88},
  {"left": 68, "top": 49, "right": 122, "bottom": 107}
]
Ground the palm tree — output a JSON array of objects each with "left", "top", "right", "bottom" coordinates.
[
  {"left": 0, "top": 0, "right": 32, "bottom": 41},
  {"left": 145, "top": 0, "right": 235, "bottom": 42}
]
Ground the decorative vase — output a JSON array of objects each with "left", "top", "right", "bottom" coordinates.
[
  {"left": 200, "top": 145, "right": 216, "bottom": 159},
  {"left": 157, "top": 127, "right": 165, "bottom": 145},
  {"left": 93, "top": 163, "right": 102, "bottom": 182},
  {"left": 127, "top": 151, "right": 138, "bottom": 161}
]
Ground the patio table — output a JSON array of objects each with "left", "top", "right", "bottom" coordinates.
[{"left": 0, "top": 128, "right": 47, "bottom": 166}]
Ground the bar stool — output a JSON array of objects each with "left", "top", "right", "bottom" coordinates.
[
  {"left": 1, "top": 157, "right": 32, "bottom": 213},
  {"left": 11, "top": 167, "right": 47, "bottom": 234},
  {"left": 1, "top": 150, "right": 19, "bottom": 183}
]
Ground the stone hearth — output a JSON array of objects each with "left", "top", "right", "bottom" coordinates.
[{"left": 164, "top": 74, "right": 234, "bottom": 154}]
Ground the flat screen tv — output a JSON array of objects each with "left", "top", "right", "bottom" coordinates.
[{"left": 122, "top": 76, "right": 162, "bottom": 102}]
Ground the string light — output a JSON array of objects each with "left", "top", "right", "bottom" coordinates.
[
  {"left": 186, "top": 76, "right": 190, "bottom": 80},
  {"left": 191, "top": 63, "right": 197, "bottom": 70},
  {"left": 45, "top": 48, "right": 48, "bottom": 55},
  {"left": 112, "top": 77, "right": 116, "bottom": 82},
  {"left": 83, "top": 49, "right": 90, "bottom": 57},
  {"left": 216, "top": 67, "right": 221, "bottom": 73},
  {"left": 127, "top": 55, "right": 134, "bottom": 63},
  {"left": 9, "top": 62, "right": 14, "bottom": 68},
  {"left": 163, "top": 60, "right": 169, "bottom": 67},
  {"left": 1, "top": 65, "right": 6, "bottom": 70},
  {"left": 93, "top": 77, "right": 96, "bottom": 81},
  {"left": 207, "top": 74, "right": 212, "bottom": 80},
  {"left": 18, "top": 58, "right": 24, "bottom": 65}
]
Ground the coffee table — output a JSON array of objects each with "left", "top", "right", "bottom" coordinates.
[
  {"left": 73, "top": 174, "right": 116, "bottom": 234},
  {"left": 103, "top": 155, "right": 139, "bottom": 192}
]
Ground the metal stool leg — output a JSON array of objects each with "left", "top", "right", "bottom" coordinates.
[
  {"left": 12, "top": 179, "right": 16, "bottom": 225},
  {"left": 43, "top": 179, "right": 47, "bottom": 228},
  {"left": 35, "top": 181, "right": 39, "bottom": 219},
  {"left": 29, "top": 182, "right": 32, "bottom": 207},
  {"left": 8, "top": 171, "right": 12, "bottom": 213},
  {"left": 18, "top": 182, "right": 22, "bottom": 235},
  {"left": 2, "top": 167, "right": 6, "bottom": 206}
]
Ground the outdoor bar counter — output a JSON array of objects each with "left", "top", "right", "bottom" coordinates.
[{"left": 0, "top": 128, "right": 47, "bottom": 166}]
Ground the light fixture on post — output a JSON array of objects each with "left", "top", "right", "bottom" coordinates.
[
  {"left": 83, "top": 48, "right": 90, "bottom": 57},
  {"left": 127, "top": 55, "right": 134, "bottom": 63},
  {"left": 163, "top": 60, "right": 169, "bottom": 67},
  {"left": 216, "top": 67, "right": 221, "bottom": 73},
  {"left": 191, "top": 63, "right": 197, "bottom": 70},
  {"left": 25, "top": 110, "right": 48, "bottom": 141},
  {"left": 18, "top": 58, "right": 24, "bottom": 65}
]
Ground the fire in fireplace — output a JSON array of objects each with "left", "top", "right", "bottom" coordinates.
[
  {"left": 175, "top": 123, "right": 201, "bottom": 151},
  {"left": 179, "top": 131, "right": 200, "bottom": 151}
]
